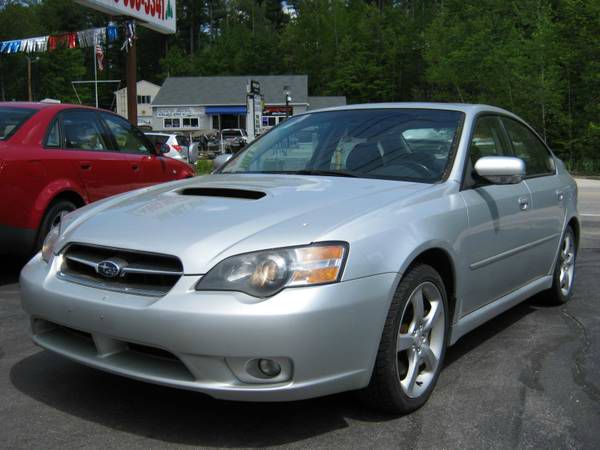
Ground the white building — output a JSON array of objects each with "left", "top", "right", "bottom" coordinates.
[
  {"left": 114, "top": 80, "right": 161, "bottom": 128},
  {"left": 150, "top": 75, "right": 346, "bottom": 134}
]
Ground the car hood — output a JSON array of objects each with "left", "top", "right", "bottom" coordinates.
[{"left": 59, "top": 174, "right": 432, "bottom": 274}]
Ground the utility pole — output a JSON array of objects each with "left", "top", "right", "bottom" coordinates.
[
  {"left": 25, "top": 56, "right": 38, "bottom": 102},
  {"left": 27, "top": 57, "right": 32, "bottom": 102},
  {"left": 126, "top": 32, "right": 137, "bottom": 125}
]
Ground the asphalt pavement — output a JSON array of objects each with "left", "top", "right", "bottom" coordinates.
[{"left": 1, "top": 179, "right": 599, "bottom": 449}]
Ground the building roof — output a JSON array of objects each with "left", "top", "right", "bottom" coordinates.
[
  {"left": 114, "top": 80, "right": 160, "bottom": 95},
  {"left": 152, "top": 75, "right": 309, "bottom": 106},
  {"left": 307, "top": 96, "right": 347, "bottom": 111}
]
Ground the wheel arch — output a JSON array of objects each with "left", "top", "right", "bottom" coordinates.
[
  {"left": 567, "top": 215, "right": 580, "bottom": 251},
  {"left": 31, "top": 180, "right": 88, "bottom": 229},
  {"left": 400, "top": 245, "right": 458, "bottom": 326}
]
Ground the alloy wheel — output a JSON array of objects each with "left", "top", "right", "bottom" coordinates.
[
  {"left": 396, "top": 281, "right": 445, "bottom": 398},
  {"left": 559, "top": 231, "right": 575, "bottom": 296}
]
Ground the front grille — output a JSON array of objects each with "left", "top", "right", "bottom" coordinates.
[{"left": 58, "top": 243, "right": 183, "bottom": 297}]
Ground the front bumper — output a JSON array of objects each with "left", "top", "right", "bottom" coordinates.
[{"left": 20, "top": 254, "right": 397, "bottom": 401}]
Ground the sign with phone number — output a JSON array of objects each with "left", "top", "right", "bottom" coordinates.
[{"left": 75, "top": 0, "right": 176, "bottom": 34}]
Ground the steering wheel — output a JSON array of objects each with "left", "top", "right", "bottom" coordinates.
[{"left": 396, "top": 160, "right": 434, "bottom": 178}]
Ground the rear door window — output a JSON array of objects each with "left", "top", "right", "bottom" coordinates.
[
  {"left": 60, "top": 110, "right": 108, "bottom": 151},
  {"left": 45, "top": 119, "right": 61, "bottom": 148}
]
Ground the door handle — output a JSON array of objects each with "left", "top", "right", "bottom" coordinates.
[
  {"left": 131, "top": 164, "right": 140, "bottom": 172},
  {"left": 556, "top": 190, "right": 564, "bottom": 202},
  {"left": 518, "top": 196, "right": 529, "bottom": 211},
  {"left": 80, "top": 162, "right": 92, "bottom": 171}
]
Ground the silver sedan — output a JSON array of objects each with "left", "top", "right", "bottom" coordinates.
[{"left": 20, "top": 103, "right": 579, "bottom": 413}]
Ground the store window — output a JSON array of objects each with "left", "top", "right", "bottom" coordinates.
[
  {"left": 182, "top": 118, "right": 199, "bottom": 128},
  {"left": 164, "top": 118, "right": 180, "bottom": 128}
]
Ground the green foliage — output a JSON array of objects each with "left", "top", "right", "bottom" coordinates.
[
  {"left": 196, "top": 159, "right": 214, "bottom": 175},
  {"left": 0, "top": 0, "right": 597, "bottom": 171}
]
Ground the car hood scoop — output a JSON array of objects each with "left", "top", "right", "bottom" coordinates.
[{"left": 178, "top": 187, "right": 266, "bottom": 200}]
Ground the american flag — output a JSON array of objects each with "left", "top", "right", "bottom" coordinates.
[{"left": 95, "top": 44, "right": 104, "bottom": 71}]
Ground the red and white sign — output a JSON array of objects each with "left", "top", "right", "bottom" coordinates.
[{"left": 75, "top": 0, "right": 176, "bottom": 34}]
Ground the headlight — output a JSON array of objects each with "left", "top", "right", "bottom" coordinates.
[
  {"left": 40, "top": 209, "right": 80, "bottom": 263},
  {"left": 196, "top": 243, "right": 348, "bottom": 298},
  {"left": 41, "top": 224, "right": 61, "bottom": 263}
]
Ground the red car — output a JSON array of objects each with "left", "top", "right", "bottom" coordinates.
[{"left": 0, "top": 102, "right": 195, "bottom": 258}]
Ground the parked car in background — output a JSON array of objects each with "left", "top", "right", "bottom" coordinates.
[
  {"left": 0, "top": 102, "right": 195, "bottom": 258},
  {"left": 145, "top": 132, "right": 191, "bottom": 162},
  {"left": 20, "top": 103, "right": 578, "bottom": 414},
  {"left": 221, "top": 128, "right": 249, "bottom": 152}
]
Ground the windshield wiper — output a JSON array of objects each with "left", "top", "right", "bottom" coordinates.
[{"left": 295, "top": 169, "right": 359, "bottom": 178}]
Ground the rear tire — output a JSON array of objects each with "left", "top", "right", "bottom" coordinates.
[
  {"left": 34, "top": 199, "right": 76, "bottom": 253},
  {"left": 543, "top": 226, "right": 577, "bottom": 305},
  {"left": 360, "top": 264, "right": 449, "bottom": 414}
]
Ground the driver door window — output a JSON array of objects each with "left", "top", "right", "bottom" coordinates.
[
  {"left": 469, "top": 116, "right": 508, "bottom": 165},
  {"left": 464, "top": 116, "right": 510, "bottom": 187},
  {"left": 100, "top": 113, "right": 152, "bottom": 155}
]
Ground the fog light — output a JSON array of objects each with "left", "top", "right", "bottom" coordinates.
[{"left": 258, "top": 359, "right": 281, "bottom": 377}]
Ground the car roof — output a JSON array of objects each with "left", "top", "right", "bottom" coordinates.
[
  {"left": 0, "top": 101, "right": 112, "bottom": 113},
  {"left": 304, "top": 102, "right": 520, "bottom": 118}
]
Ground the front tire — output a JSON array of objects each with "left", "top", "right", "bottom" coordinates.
[
  {"left": 360, "top": 264, "right": 449, "bottom": 414},
  {"left": 34, "top": 199, "right": 76, "bottom": 253}
]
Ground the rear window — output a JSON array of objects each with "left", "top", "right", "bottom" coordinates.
[
  {"left": 175, "top": 135, "right": 190, "bottom": 146},
  {"left": 222, "top": 130, "right": 242, "bottom": 138},
  {"left": 0, "top": 107, "right": 37, "bottom": 140},
  {"left": 146, "top": 134, "right": 168, "bottom": 145}
]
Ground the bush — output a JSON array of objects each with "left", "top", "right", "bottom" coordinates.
[
  {"left": 196, "top": 159, "right": 214, "bottom": 175},
  {"left": 564, "top": 159, "right": 600, "bottom": 176}
]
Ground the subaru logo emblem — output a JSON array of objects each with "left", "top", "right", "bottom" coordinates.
[{"left": 97, "top": 260, "right": 121, "bottom": 278}]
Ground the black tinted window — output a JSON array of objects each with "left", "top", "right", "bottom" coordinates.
[{"left": 502, "top": 118, "right": 554, "bottom": 176}]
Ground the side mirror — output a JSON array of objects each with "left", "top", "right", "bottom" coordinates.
[
  {"left": 213, "top": 153, "right": 233, "bottom": 171},
  {"left": 474, "top": 156, "right": 525, "bottom": 185}
]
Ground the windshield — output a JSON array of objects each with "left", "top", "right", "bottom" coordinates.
[
  {"left": 220, "top": 109, "right": 464, "bottom": 183},
  {"left": 0, "top": 107, "right": 37, "bottom": 140}
]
